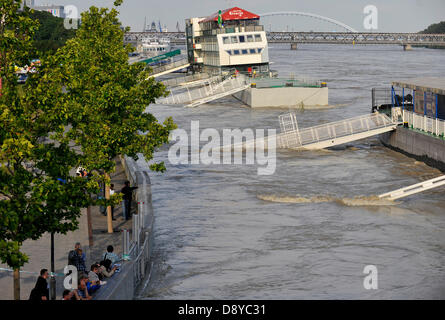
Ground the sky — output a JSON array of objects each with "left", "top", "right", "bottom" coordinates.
[{"left": 34, "top": 0, "right": 445, "bottom": 33}]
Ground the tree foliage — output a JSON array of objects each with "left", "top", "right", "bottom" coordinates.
[
  {"left": 421, "top": 21, "right": 445, "bottom": 34},
  {"left": 54, "top": 5, "right": 176, "bottom": 174},
  {"left": 0, "top": 0, "right": 97, "bottom": 299},
  {"left": 30, "top": 10, "right": 76, "bottom": 57},
  {"left": 1, "top": 0, "right": 175, "bottom": 298}
]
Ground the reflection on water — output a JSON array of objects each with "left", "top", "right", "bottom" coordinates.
[{"left": 141, "top": 44, "right": 445, "bottom": 300}]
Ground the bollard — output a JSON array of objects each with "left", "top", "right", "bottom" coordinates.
[{"left": 122, "top": 229, "right": 129, "bottom": 256}]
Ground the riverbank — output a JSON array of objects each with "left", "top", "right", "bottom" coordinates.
[{"left": 0, "top": 157, "right": 134, "bottom": 300}]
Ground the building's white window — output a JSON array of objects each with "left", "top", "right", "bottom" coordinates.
[
  {"left": 249, "top": 48, "right": 256, "bottom": 54},
  {"left": 231, "top": 36, "right": 238, "bottom": 43},
  {"left": 255, "top": 34, "right": 262, "bottom": 42},
  {"left": 241, "top": 49, "right": 248, "bottom": 55},
  {"left": 233, "top": 49, "right": 240, "bottom": 55},
  {"left": 247, "top": 35, "right": 254, "bottom": 42},
  {"left": 223, "top": 36, "right": 230, "bottom": 44}
]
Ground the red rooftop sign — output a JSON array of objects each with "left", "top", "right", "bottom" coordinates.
[{"left": 202, "top": 7, "right": 260, "bottom": 23}]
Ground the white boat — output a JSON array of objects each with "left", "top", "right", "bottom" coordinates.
[{"left": 137, "top": 37, "right": 172, "bottom": 57}]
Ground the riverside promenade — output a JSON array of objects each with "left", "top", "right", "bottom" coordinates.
[{"left": 0, "top": 157, "right": 133, "bottom": 300}]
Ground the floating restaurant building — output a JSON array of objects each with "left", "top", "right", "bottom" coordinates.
[{"left": 185, "top": 7, "right": 270, "bottom": 75}]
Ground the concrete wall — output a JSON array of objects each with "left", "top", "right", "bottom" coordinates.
[
  {"left": 234, "top": 86, "right": 328, "bottom": 108},
  {"left": 93, "top": 259, "right": 135, "bottom": 300},
  {"left": 380, "top": 127, "right": 445, "bottom": 171}
]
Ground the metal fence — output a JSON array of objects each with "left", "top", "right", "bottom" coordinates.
[
  {"left": 253, "top": 77, "right": 322, "bottom": 88},
  {"left": 372, "top": 87, "right": 414, "bottom": 111},
  {"left": 402, "top": 109, "right": 445, "bottom": 138},
  {"left": 120, "top": 157, "right": 153, "bottom": 291}
]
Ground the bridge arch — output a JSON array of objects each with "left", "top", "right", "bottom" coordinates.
[{"left": 259, "top": 11, "right": 358, "bottom": 33}]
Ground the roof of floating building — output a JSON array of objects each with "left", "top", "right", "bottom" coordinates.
[
  {"left": 392, "top": 77, "right": 445, "bottom": 96},
  {"left": 201, "top": 7, "right": 260, "bottom": 23}
]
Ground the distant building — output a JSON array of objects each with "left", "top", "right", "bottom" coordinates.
[
  {"left": 25, "top": 1, "right": 66, "bottom": 18},
  {"left": 185, "top": 7, "right": 269, "bottom": 75}
]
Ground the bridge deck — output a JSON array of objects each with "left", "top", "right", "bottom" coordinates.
[{"left": 125, "top": 32, "right": 445, "bottom": 46}]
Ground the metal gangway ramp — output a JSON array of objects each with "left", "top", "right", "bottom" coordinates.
[
  {"left": 379, "top": 175, "right": 445, "bottom": 201},
  {"left": 157, "top": 76, "right": 250, "bottom": 107},
  {"left": 146, "top": 58, "right": 190, "bottom": 79},
  {"left": 278, "top": 112, "right": 398, "bottom": 150}
]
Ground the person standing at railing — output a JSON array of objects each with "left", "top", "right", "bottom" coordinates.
[{"left": 121, "top": 181, "right": 138, "bottom": 220}]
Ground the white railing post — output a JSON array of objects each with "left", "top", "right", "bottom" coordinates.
[
  {"left": 122, "top": 229, "right": 128, "bottom": 256},
  {"left": 187, "top": 87, "right": 192, "bottom": 103},
  {"left": 132, "top": 215, "right": 136, "bottom": 243}
]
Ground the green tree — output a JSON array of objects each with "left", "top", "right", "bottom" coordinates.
[
  {"left": 30, "top": 10, "right": 76, "bottom": 57},
  {"left": 421, "top": 21, "right": 445, "bottom": 34},
  {"left": 54, "top": 2, "right": 175, "bottom": 233},
  {"left": 0, "top": 0, "right": 97, "bottom": 300}
]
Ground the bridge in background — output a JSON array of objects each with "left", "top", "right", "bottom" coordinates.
[{"left": 124, "top": 32, "right": 445, "bottom": 47}]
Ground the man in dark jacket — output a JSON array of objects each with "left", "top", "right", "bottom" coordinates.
[
  {"left": 29, "top": 269, "right": 49, "bottom": 300},
  {"left": 67, "top": 242, "right": 86, "bottom": 272},
  {"left": 121, "top": 181, "right": 138, "bottom": 220}
]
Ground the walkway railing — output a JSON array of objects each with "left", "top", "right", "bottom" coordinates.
[
  {"left": 160, "top": 73, "right": 210, "bottom": 88},
  {"left": 402, "top": 110, "right": 445, "bottom": 138},
  {"left": 148, "top": 58, "right": 189, "bottom": 77},
  {"left": 119, "top": 157, "right": 153, "bottom": 293},
  {"left": 278, "top": 112, "right": 396, "bottom": 149},
  {"left": 379, "top": 175, "right": 445, "bottom": 201},
  {"left": 254, "top": 77, "right": 322, "bottom": 88},
  {"left": 158, "top": 75, "right": 248, "bottom": 105}
]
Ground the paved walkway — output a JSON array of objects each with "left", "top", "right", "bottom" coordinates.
[{"left": 0, "top": 157, "right": 133, "bottom": 300}]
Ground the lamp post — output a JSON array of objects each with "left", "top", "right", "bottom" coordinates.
[{"left": 50, "top": 232, "right": 56, "bottom": 300}]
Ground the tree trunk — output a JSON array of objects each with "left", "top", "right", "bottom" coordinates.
[
  {"left": 105, "top": 172, "right": 113, "bottom": 233},
  {"left": 13, "top": 268, "right": 20, "bottom": 300},
  {"left": 87, "top": 206, "right": 93, "bottom": 246}
]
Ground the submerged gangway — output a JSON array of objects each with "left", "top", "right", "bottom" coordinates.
[
  {"left": 220, "top": 112, "right": 398, "bottom": 152},
  {"left": 160, "top": 73, "right": 214, "bottom": 88},
  {"left": 146, "top": 58, "right": 190, "bottom": 79},
  {"left": 157, "top": 76, "right": 250, "bottom": 107},
  {"left": 379, "top": 175, "right": 445, "bottom": 201},
  {"left": 277, "top": 112, "right": 398, "bottom": 150}
]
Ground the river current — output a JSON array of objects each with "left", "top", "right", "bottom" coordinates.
[{"left": 139, "top": 44, "right": 445, "bottom": 299}]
